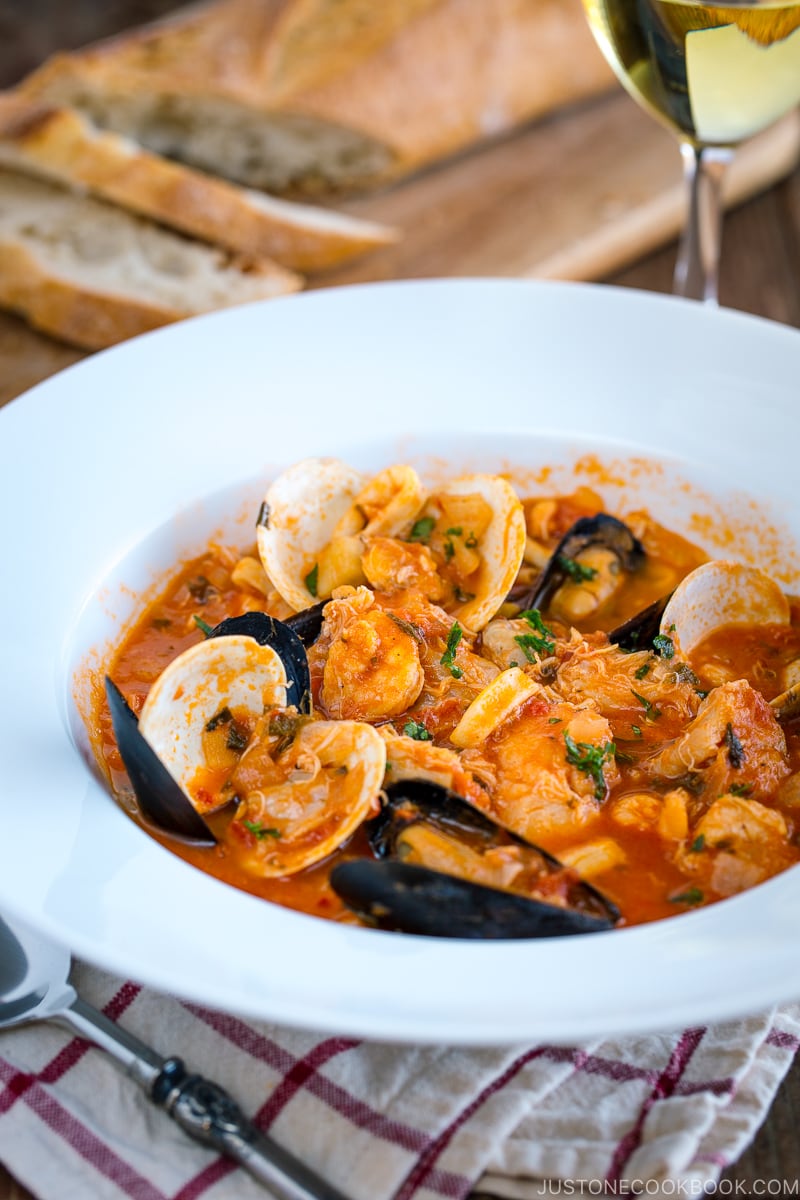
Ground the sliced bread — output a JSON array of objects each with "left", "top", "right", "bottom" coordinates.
[
  {"left": 0, "top": 94, "right": 397, "bottom": 272},
  {"left": 19, "top": 0, "right": 613, "bottom": 194},
  {"left": 0, "top": 168, "right": 301, "bottom": 350}
]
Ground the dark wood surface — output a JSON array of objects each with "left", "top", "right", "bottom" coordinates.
[{"left": 1, "top": 3, "right": 799, "bottom": 1197}]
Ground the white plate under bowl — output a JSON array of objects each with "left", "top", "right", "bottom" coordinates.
[{"left": 3, "top": 279, "right": 800, "bottom": 1046}]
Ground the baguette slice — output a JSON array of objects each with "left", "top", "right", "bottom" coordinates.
[
  {"left": 0, "top": 93, "right": 397, "bottom": 272},
  {"left": 0, "top": 168, "right": 301, "bottom": 350},
  {"left": 19, "top": 0, "right": 613, "bottom": 194}
]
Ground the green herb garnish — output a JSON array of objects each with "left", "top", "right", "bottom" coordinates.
[
  {"left": 409, "top": 516, "right": 436, "bottom": 543},
  {"left": 652, "top": 634, "right": 675, "bottom": 660},
  {"left": 388, "top": 613, "right": 424, "bottom": 642},
  {"left": 563, "top": 732, "right": 615, "bottom": 801},
  {"left": 441, "top": 622, "right": 463, "bottom": 678},
  {"left": 403, "top": 720, "right": 432, "bottom": 741},
  {"left": 557, "top": 554, "right": 598, "bottom": 583},
  {"left": 305, "top": 563, "right": 319, "bottom": 597},
  {"left": 446, "top": 526, "right": 463, "bottom": 537},
  {"left": 226, "top": 723, "right": 249, "bottom": 752},
  {"left": 151, "top": 617, "right": 172, "bottom": 630},
  {"left": 205, "top": 706, "right": 231, "bottom": 731},
  {"left": 631, "top": 724, "right": 642, "bottom": 738},
  {"left": 242, "top": 820, "right": 281, "bottom": 840},
  {"left": 728, "top": 782, "right": 753, "bottom": 797},
  {"left": 548, "top": 717, "right": 562, "bottom": 725},
  {"left": 193, "top": 615, "right": 214, "bottom": 637},
  {"left": 669, "top": 887, "right": 704, "bottom": 906},
  {"left": 454, "top": 585, "right": 476, "bottom": 603},
  {"left": 634, "top": 662, "right": 651, "bottom": 680},
  {"left": 725, "top": 723, "right": 745, "bottom": 768},
  {"left": 690, "top": 835, "right": 705, "bottom": 853},
  {"left": 631, "top": 689, "right": 661, "bottom": 721},
  {"left": 514, "top": 609, "right": 556, "bottom": 661}
]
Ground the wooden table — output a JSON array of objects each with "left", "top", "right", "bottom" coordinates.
[{"left": 1, "top": 3, "right": 799, "bottom": 1197}]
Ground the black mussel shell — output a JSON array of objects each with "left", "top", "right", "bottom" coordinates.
[
  {"left": 285, "top": 601, "right": 326, "bottom": 649},
  {"left": 209, "top": 611, "right": 311, "bottom": 714},
  {"left": 366, "top": 779, "right": 619, "bottom": 928},
  {"left": 518, "top": 513, "right": 645, "bottom": 613},
  {"left": 330, "top": 861, "right": 615, "bottom": 938},
  {"left": 105, "top": 677, "right": 217, "bottom": 845},
  {"left": 608, "top": 593, "right": 672, "bottom": 652}
]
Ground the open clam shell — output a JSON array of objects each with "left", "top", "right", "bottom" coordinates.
[
  {"left": 257, "top": 457, "right": 367, "bottom": 611},
  {"left": 138, "top": 634, "right": 289, "bottom": 802},
  {"left": 657, "top": 560, "right": 790, "bottom": 661},
  {"left": 440, "top": 474, "right": 527, "bottom": 632},
  {"left": 209, "top": 611, "right": 311, "bottom": 712},
  {"left": 330, "top": 779, "right": 619, "bottom": 937},
  {"left": 231, "top": 719, "right": 387, "bottom": 877},
  {"left": 257, "top": 457, "right": 428, "bottom": 610}
]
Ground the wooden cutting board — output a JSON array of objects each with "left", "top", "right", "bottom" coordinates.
[{"left": 2, "top": 88, "right": 799, "bottom": 407}]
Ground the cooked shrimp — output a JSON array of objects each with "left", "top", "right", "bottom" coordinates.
[
  {"left": 478, "top": 700, "right": 619, "bottom": 846},
  {"left": 321, "top": 605, "right": 425, "bottom": 721}
]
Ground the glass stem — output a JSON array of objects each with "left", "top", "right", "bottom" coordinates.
[{"left": 674, "top": 143, "right": 734, "bottom": 305}]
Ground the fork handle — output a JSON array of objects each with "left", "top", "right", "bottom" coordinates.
[
  {"left": 60, "top": 999, "right": 350, "bottom": 1200},
  {"left": 152, "top": 1058, "right": 350, "bottom": 1200}
]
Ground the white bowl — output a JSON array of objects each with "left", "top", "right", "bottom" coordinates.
[{"left": 3, "top": 279, "right": 800, "bottom": 1045}]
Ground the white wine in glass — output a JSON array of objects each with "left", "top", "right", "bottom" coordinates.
[{"left": 581, "top": 0, "right": 800, "bottom": 301}]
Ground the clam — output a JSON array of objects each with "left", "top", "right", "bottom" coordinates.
[
  {"left": 517, "top": 513, "right": 645, "bottom": 620},
  {"left": 658, "top": 561, "right": 790, "bottom": 660},
  {"left": 330, "top": 779, "right": 618, "bottom": 937},
  {"left": 229, "top": 719, "right": 386, "bottom": 877},
  {"left": 257, "top": 457, "right": 427, "bottom": 610},
  {"left": 107, "top": 612, "right": 302, "bottom": 843},
  {"left": 434, "top": 474, "right": 526, "bottom": 632}
]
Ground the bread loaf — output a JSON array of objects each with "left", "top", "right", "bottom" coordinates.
[
  {"left": 19, "top": 0, "right": 613, "bottom": 195},
  {"left": 0, "top": 93, "right": 396, "bottom": 271},
  {"left": 0, "top": 168, "right": 300, "bottom": 349}
]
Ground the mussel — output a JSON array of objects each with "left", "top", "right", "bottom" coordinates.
[
  {"left": 106, "top": 610, "right": 309, "bottom": 844},
  {"left": 516, "top": 513, "right": 645, "bottom": 617},
  {"left": 330, "top": 779, "right": 619, "bottom": 938}
]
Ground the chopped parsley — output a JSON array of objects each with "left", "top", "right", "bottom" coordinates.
[
  {"left": 388, "top": 613, "right": 424, "bottom": 642},
  {"left": 725, "top": 723, "right": 745, "bottom": 768},
  {"left": 631, "top": 689, "right": 661, "bottom": 721},
  {"left": 446, "top": 526, "right": 463, "bottom": 536},
  {"left": 631, "top": 724, "right": 642, "bottom": 738},
  {"left": 564, "top": 731, "right": 615, "bottom": 801},
  {"left": 514, "top": 609, "right": 556, "bottom": 662},
  {"left": 187, "top": 575, "right": 215, "bottom": 603},
  {"left": 668, "top": 887, "right": 704, "bottom": 907},
  {"left": 557, "top": 554, "right": 598, "bottom": 583},
  {"left": 304, "top": 563, "right": 319, "bottom": 597},
  {"left": 205, "top": 706, "right": 232, "bottom": 731},
  {"left": 634, "top": 661, "right": 651, "bottom": 680},
  {"left": 403, "top": 719, "right": 432, "bottom": 741},
  {"left": 409, "top": 516, "right": 436, "bottom": 543},
  {"left": 242, "top": 820, "right": 281, "bottom": 840},
  {"left": 652, "top": 634, "right": 675, "bottom": 659},
  {"left": 226, "top": 723, "right": 249, "bottom": 752},
  {"left": 728, "top": 782, "right": 753, "bottom": 798},
  {"left": 441, "top": 622, "right": 463, "bottom": 678},
  {"left": 193, "top": 615, "right": 214, "bottom": 638},
  {"left": 690, "top": 834, "right": 706, "bottom": 853},
  {"left": 548, "top": 717, "right": 562, "bottom": 725},
  {"left": 454, "top": 585, "right": 476, "bottom": 603}
]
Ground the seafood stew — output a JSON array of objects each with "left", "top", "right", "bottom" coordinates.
[{"left": 96, "top": 459, "right": 800, "bottom": 936}]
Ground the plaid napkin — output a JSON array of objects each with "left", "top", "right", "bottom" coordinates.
[{"left": 0, "top": 960, "right": 798, "bottom": 1200}]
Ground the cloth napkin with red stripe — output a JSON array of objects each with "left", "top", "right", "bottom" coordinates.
[{"left": 0, "top": 960, "right": 797, "bottom": 1200}]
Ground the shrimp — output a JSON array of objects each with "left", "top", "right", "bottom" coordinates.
[{"left": 478, "top": 700, "right": 619, "bottom": 847}]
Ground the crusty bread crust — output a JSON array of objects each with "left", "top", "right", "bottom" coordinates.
[
  {"left": 0, "top": 168, "right": 302, "bottom": 350},
  {"left": 0, "top": 239, "right": 178, "bottom": 349},
  {"left": 20, "top": 0, "right": 613, "bottom": 193},
  {"left": 0, "top": 93, "right": 396, "bottom": 270}
]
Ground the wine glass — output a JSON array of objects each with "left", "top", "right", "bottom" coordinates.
[{"left": 581, "top": 0, "right": 800, "bottom": 302}]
